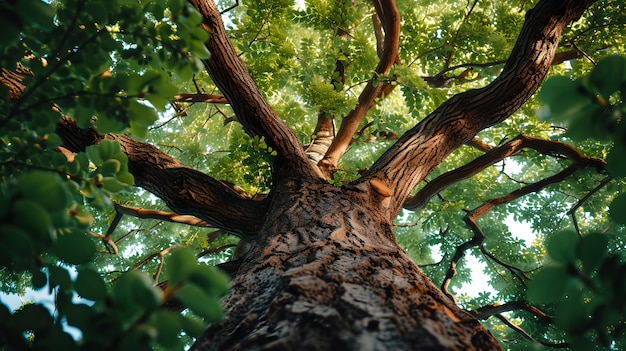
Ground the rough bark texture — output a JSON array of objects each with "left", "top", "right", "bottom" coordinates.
[{"left": 192, "top": 178, "right": 498, "bottom": 350}]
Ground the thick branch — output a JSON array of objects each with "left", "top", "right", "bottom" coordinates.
[
  {"left": 190, "top": 0, "right": 318, "bottom": 178},
  {"left": 114, "top": 203, "right": 209, "bottom": 227},
  {"left": 472, "top": 300, "right": 553, "bottom": 323},
  {"left": 404, "top": 135, "right": 605, "bottom": 210},
  {"left": 174, "top": 93, "right": 227, "bottom": 104},
  {"left": 56, "top": 116, "right": 266, "bottom": 237},
  {"left": 359, "top": 0, "right": 598, "bottom": 218},
  {"left": 317, "top": 0, "right": 400, "bottom": 178}
]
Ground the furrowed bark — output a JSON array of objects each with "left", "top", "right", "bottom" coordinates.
[
  {"left": 190, "top": 0, "right": 319, "bottom": 178},
  {"left": 359, "top": 0, "right": 598, "bottom": 218},
  {"left": 192, "top": 179, "right": 501, "bottom": 350},
  {"left": 56, "top": 116, "right": 265, "bottom": 237}
]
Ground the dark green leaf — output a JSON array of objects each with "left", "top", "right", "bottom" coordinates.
[
  {"left": 576, "top": 233, "right": 609, "bottom": 274},
  {"left": 52, "top": 232, "right": 96, "bottom": 265},
  {"left": 48, "top": 266, "right": 72, "bottom": 292},
  {"left": 527, "top": 264, "right": 570, "bottom": 304},
  {"left": 75, "top": 269, "right": 107, "bottom": 301},
  {"left": 589, "top": 55, "right": 626, "bottom": 98},
  {"left": 150, "top": 310, "right": 182, "bottom": 348},
  {"left": 547, "top": 230, "right": 579, "bottom": 263}
]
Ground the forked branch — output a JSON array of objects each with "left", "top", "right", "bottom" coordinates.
[
  {"left": 404, "top": 135, "right": 605, "bottom": 210},
  {"left": 56, "top": 115, "right": 267, "bottom": 237},
  {"left": 440, "top": 154, "right": 605, "bottom": 301},
  {"left": 317, "top": 0, "right": 400, "bottom": 178},
  {"left": 190, "top": 0, "right": 318, "bottom": 177},
  {"left": 360, "top": 0, "right": 598, "bottom": 218}
]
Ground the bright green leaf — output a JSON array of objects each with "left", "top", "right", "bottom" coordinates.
[
  {"left": 176, "top": 283, "right": 223, "bottom": 321},
  {"left": 166, "top": 248, "right": 198, "bottom": 285}
]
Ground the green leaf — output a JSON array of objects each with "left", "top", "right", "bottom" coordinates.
[
  {"left": 188, "top": 266, "right": 230, "bottom": 297},
  {"left": 609, "top": 193, "right": 626, "bottom": 225},
  {"left": 546, "top": 230, "right": 579, "bottom": 264},
  {"left": 0, "top": 225, "right": 36, "bottom": 267},
  {"left": 537, "top": 76, "right": 589, "bottom": 117},
  {"left": 166, "top": 248, "right": 198, "bottom": 284},
  {"left": 100, "top": 159, "right": 121, "bottom": 176},
  {"left": 554, "top": 287, "right": 587, "bottom": 333},
  {"left": 589, "top": 55, "right": 626, "bottom": 98},
  {"left": 97, "top": 140, "right": 122, "bottom": 161},
  {"left": 128, "top": 101, "right": 159, "bottom": 137},
  {"left": 125, "top": 271, "right": 163, "bottom": 310},
  {"left": 527, "top": 264, "right": 570, "bottom": 304},
  {"left": 576, "top": 233, "right": 609, "bottom": 275},
  {"left": 48, "top": 266, "right": 73, "bottom": 292},
  {"left": 18, "top": 0, "right": 55, "bottom": 29},
  {"left": 31, "top": 269, "right": 47, "bottom": 289},
  {"left": 10, "top": 199, "right": 55, "bottom": 246},
  {"left": 176, "top": 283, "right": 223, "bottom": 321},
  {"left": 606, "top": 142, "right": 626, "bottom": 178},
  {"left": 75, "top": 269, "right": 107, "bottom": 301},
  {"left": 180, "top": 314, "right": 206, "bottom": 337},
  {"left": 102, "top": 177, "right": 129, "bottom": 193},
  {"left": 11, "top": 303, "right": 52, "bottom": 332},
  {"left": 64, "top": 303, "right": 96, "bottom": 331},
  {"left": 72, "top": 208, "right": 94, "bottom": 227},
  {"left": 150, "top": 310, "right": 182, "bottom": 348},
  {"left": 52, "top": 232, "right": 96, "bottom": 265},
  {"left": 16, "top": 172, "right": 71, "bottom": 211}
]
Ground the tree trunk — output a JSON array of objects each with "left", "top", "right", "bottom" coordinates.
[{"left": 192, "top": 177, "right": 500, "bottom": 351}]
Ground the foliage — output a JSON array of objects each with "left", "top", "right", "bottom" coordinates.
[
  {"left": 525, "top": 55, "right": 626, "bottom": 350},
  {"left": 1, "top": 0, "right": 227, "bottom": 350},
  {"left": 1, "top": 0, "right": 626, "bottom": 350}
]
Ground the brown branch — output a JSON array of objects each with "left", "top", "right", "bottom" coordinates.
[
  {"left": 479, "top": 246, "right": 530, "bottom": 283},
  {"left": 174, "top": 93, "right": 228, "bottom": 104},
  {"left": 567, "top": 176, "right": 612, "bottom": 216},
  {"left": 404, "top": 135, "right": 605, "bottom": 210},
  {"left": 190, "top": 0, "right": 319, "bottom": 178},
  {"left": 472, "top": 300, "right": 553, "bottom": 323},
  {"left": 317, "top": 0, "right": 400, "bottom": 178},
  {"left": 494, "top": 314, "right": 570, "bottom": 348},
  {"left": 440, "top": 153, "right": 604, "bottom": 301},
  {"left": 56, "top": 115, "right": 267, "bottom": 237},
  {"left": 114, "top": 203, "right": 210, "bottom": 226}
]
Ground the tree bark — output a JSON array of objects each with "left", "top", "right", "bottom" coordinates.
[{"left": 192, "top": 179, "right": 499, "bottom": 350}]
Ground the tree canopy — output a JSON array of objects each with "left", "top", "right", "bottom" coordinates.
[{"left": 1, "top": 0, "right": 625, "bottom": 350}]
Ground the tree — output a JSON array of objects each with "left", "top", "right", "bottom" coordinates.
[{"left": 1, "top": 0, "right": 625, "bottom": 350}]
